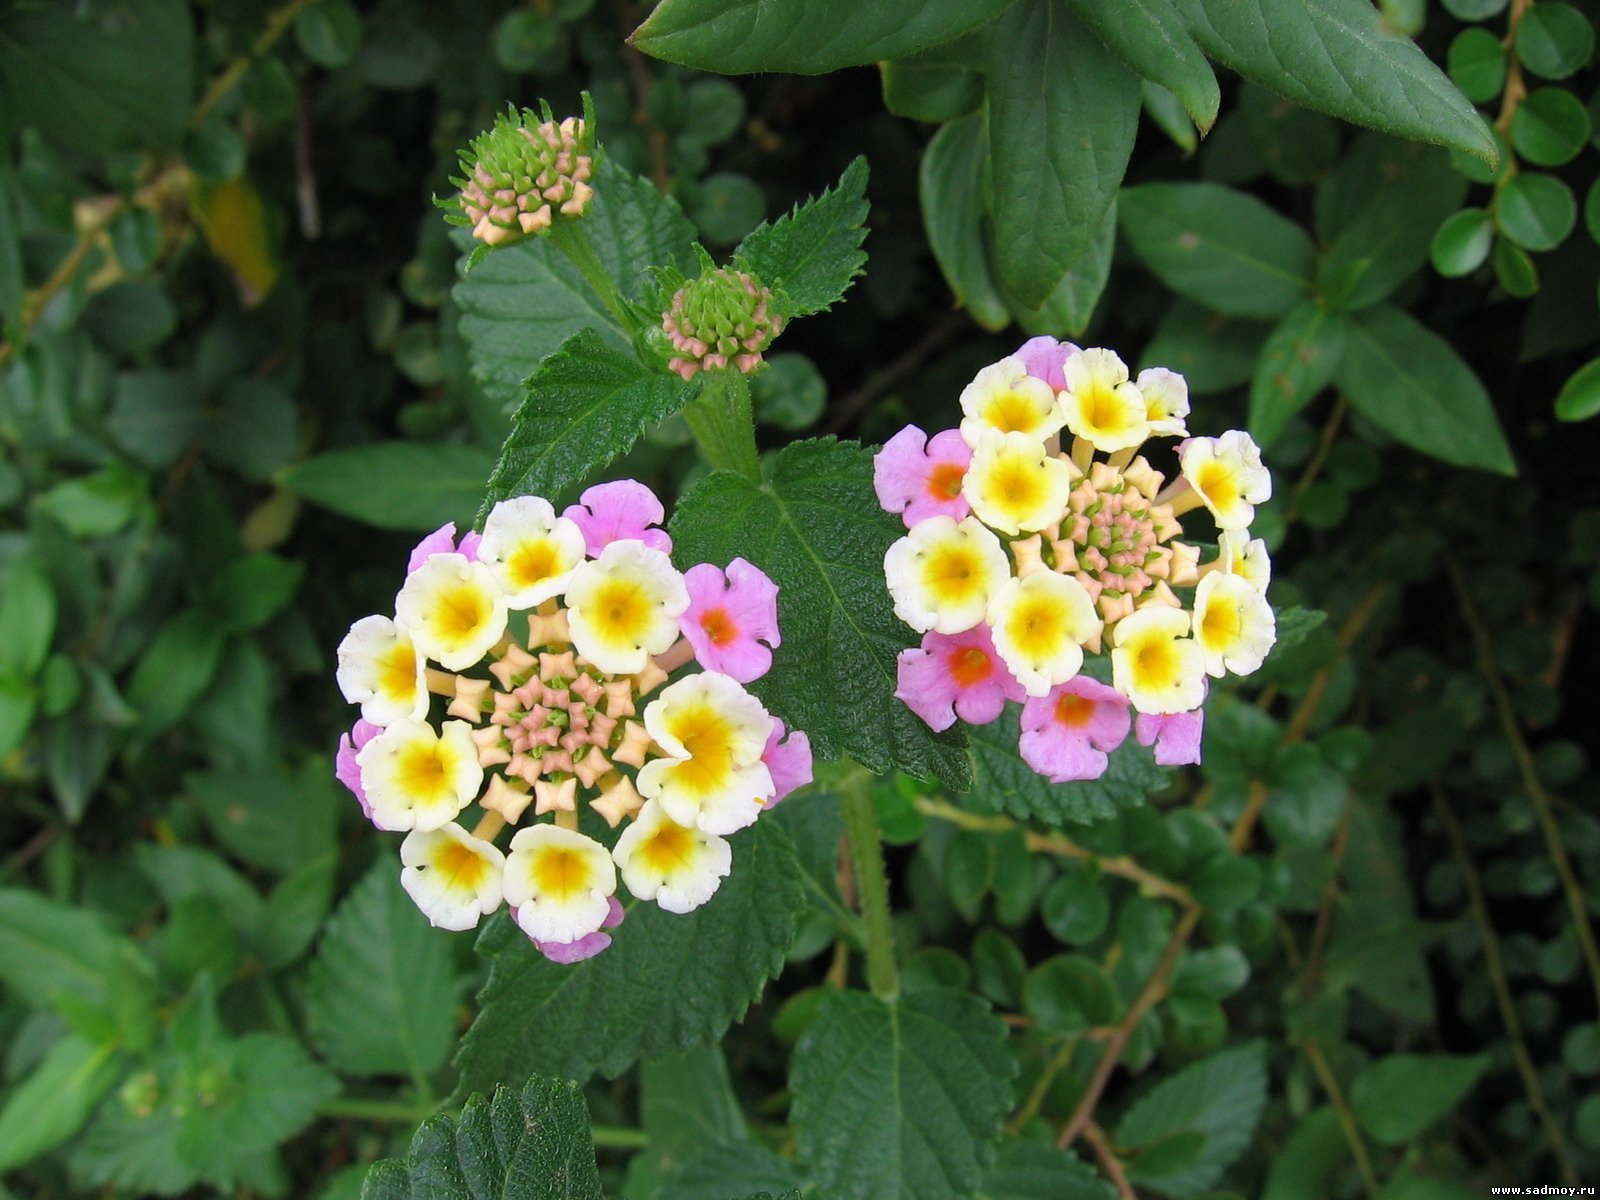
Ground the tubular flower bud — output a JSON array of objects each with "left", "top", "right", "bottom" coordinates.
[
  {"left": 876, "top": 337, "right": 1276, "bottom": 781},
  {"left": 449, "top": 102, "right": 596, "bottom": 248},
  {"left": 332, "top": 481, "right": 813, "bottom": 964},
  {"left": 662, "top": 267, "right": 785, "bottom": 380}
]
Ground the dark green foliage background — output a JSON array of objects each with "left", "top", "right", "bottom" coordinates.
[{"left": 2, "top": 0, "right": 1599, "bottom": 1197}]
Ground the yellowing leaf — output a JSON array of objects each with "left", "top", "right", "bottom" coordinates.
[{"left": 191, "top": 176, "right": 278, "bottom": 305}]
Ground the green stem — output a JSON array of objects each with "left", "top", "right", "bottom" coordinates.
[
  {"left": 841, "top": 765, "right": 899, "bottom": 1002},
  {"left": 320, "top": 1096, "right": 436, "bottom": 1124},
  {"left": 682, "top": 370, "right": 761, "bottom": 480},
  {"left": 549, "top": 220, "right": 633, "bottom": 332}
]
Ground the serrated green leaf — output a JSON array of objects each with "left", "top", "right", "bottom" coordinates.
[
  {"left": 979, "top": 1143, "right": 1116, "bottom": 1200},
  {"left": 1063, "top": 0, "right": 1219, "bottom": 131},
  {"left": 454, "top": 158, "right": 698, "bottom": 409},
  {"left": 734, "top": 158, "right": 868, "bottom": 317},
  {"left": 660, "top": 1140, "right": 808, "bottom": 1200},
  {"left": 988, "top": 0, "right": 1140, "bottom": 310},
  {"left": 920, "top": 114, "right": 1010, "bottom": 331},
  {"left": 792, "top": 987, "right": 1015, "bottom": 1200},
  {"left": 306, "top": 861, "right": 461, "bottom": 1081},
  {"left": 282, "top": 441, "right": 496, "bottom": 532},
  {"left": 480, "top": 329, "right": 696, "bottom": 520},
  {"left": 630, "top": 0, "right": 1015, "bottom": 75},
  {"left": 642, "top": 1046, "right": 749, "bottom": 1174},
  {"left": 361, "top": 1076, "right": 603, "bottom": 1200},
  {"left": 1119, "top": 183, "right": 1316, "bottom": 319},
  {"left": 669, "top": 438, "right": 971, "bottom": 787},
  {"left": 1248, "top": 303, "right": 1348, "bottom": 448},
  {"left": 1335, "top": 305, "right": 1515, "bottom": 475},
  {"left": 454, "top": 818, "right": 803, "bottom": 1093},
  {"left": 1349, "top": 1053, "right": 1489, "bottom": 1145},
  {"left": 968, "top": 707, "right": 1167, "bottom": 826},
  {"left": 1114, "top": 1040, "right": 1267, "bottom": 1196},
  {"left": 1170, "top": 0, "right": 1497, "bottom": 163}
]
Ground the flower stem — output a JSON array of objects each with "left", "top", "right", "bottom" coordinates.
[
  {"left": 549, "top": 221, "right": 633, "bottom": 333},
  {"left": 840, "top": 765, "right": 898, "bottom": 1002},
  {"left": 682, "top": 369, "right": 761, "bottom": 481}
]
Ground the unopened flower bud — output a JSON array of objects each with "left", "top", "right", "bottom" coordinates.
[
  {"left": 662, "top": 267, "right": 785, "bottom": 381},
  {"left": 447, "top": 100, "right": 597, "bottom": 249}
]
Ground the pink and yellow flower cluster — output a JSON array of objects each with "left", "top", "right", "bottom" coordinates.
[
  {"left": 335, "top": 481, "right": 811, "bottom": 962},
  {"left": 877, "top": 337, "right": 1276, "bottom": 782}
]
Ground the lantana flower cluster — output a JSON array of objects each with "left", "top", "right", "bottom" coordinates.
[
  {"left": 334, "top": 481, "right": 811, "bottom": 963},
  {"left": 877, "top": 337, "right": 1277, "bottom": 782}
]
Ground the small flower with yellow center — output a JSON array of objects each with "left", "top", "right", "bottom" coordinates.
[
  {"left": 612, "top": 799, "right": 732, "bottom": 914},
  {"left": 400, "top": 823, "right": 505, "bottom": 931},
  {"left": 477, "top": 496, "right": 588, "bottom": 609},
  {"left": 958, "top": 357, "right": 1065, "bottom": 446},
  {"left": 986, "top": 571, "right": 1099, "bottom": 696},
  {"left": 503, "top": 823, "right": 617, "bottom": 944},
  {"left": 336, "top": 615, "right": 428, "bottom": 726},
  {"left": 962, "top": 430, "right": 1075, "bottom": 536},
  {"left": 1137, "top": 367, "right": 1190, "bottom": 438},
  {"left": 1216, "top": 529, "right": 1271, "bottom": 593},
  {"left": 1172, "top": 431, "right": 1271, "bottom": 531},
  {"left": 637, "top": 672, "right": 774, "bottom": 835},
  {"left": 1110, "top": 606, "right": 1207, "bottom": 715},
  {"left": 1193, "top": 572, "right": 1277, "bottom": 678},
  {"left": 565, "top": 539, "right": 690, "bottom": 674},
  {"left": 1061, "top": 348, "right": 1149, "bottom": 454},
  {"left": 884, "top": 515, "right": 1011, "bottom": 635},
  {"left": 395, "top": 554, "right": 509, "bottom": 671},
  {"left": 357, "top": 718, "right": 484, "bottom": 832}
]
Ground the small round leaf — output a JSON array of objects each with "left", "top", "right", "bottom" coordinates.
[
  {"left": 295, "top": 0, "right": 362, "bottom": 68},
  {"left": 1511, "top": 87, "right": 1591, "bottom": 165},
  {"left": 1432, "top": 208, "right": 1494, "bottom": 275},
  {"left": 1497, "top": 172, "right": 1577, "bottom": 250},
  {"left": 1555, "top": 356, "right": 1600, "bottom": 420},
  {"left": 1443, "top": 0, "right": 1508, "bottom": 17},
  {"left": 1515, "top": 3, "right": 1595, "bottom": 80},
  {"left": 1448, "top": 28, "right": 1508, "bottom": 103},
  {"left": 690, "top": 172, "right": 765, "bottom": 245},
  {"left": 1492, "top": 236, "right": 1540, "bottom": 295}
]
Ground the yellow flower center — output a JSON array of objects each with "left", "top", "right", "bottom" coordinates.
[
  {"left": 397, "top": 741, "right": 453, "bottom": 799},
  {"left": 1195, "top": 460, "right": 1240, "bottom": 511},
  {"left": 379, "top": 641, "right": 418, "bottom": 699},
  {"left": 637, "top": 821, "right": 694, "bottom": 874},
  {"left": 590, "top": 577, "right": 650, "bottom": 643},
  {"left": 1007, "top": 594, "right": 1068, "bottom": 660},
  {"left": 437, "top": 583, "right": 492, "bottom": 643},
  {"left": 922, "top": 542, "right": 987, "bottom": 606},
  {"left": 985, "top": 390, "right": 1043, "bottom": 435},
  {"left": 1079, "top": 383, "right": 1131, "bottom": 435},
  {"left": 530, "top": 846, "right": 592, "bottom": 900},
  {"left": 1201, "top": 596, "right": 1239, "bottom": 645},
  {"left": 1132, "top": 636, "right": 1178, "bottom": 689},
  {"left": 434, "top": 840, "right": 490, "bottom": 890},
  {"left": 507, "top": 539, "right": 562, "bottom": 590}
]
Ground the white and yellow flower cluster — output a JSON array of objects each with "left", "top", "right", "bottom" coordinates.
[
  {"left": 879, "top": 337, "right": 1276, "bottom": 777},
  {"left": 335, "top": 482, "right": 812, "bottom": 962}
]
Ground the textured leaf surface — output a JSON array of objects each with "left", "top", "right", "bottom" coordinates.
[
  {"left": 979, "top": 1143, "right": 1116, "bottom": 1200},
  {"left": 1171, "top": 0, "right": 1496, "bottom": 162},
  {"left": 282, "top": 441, "right": 495, "bottom": 533},
  {"left": 735, "top": 158, "right": 868, "bottom": 317},
  {"left": 1336, "top": 305, "right": 1515, "bottom": 475},
  {"left": 631, "top": 0, "right": 1015, "bottom": 75},
  {"left": 454, "top": 159, "right": 697, "bottom": 408},
  {"left": 968, "top": 707, "right": 1167, "bottom": 826},
  {"left": 1248, "top": 303, "right": 1349, "bottom": 448},
  {"left": 660, "top": 1141, "right": 808, "bottom": 1200},
  {"left": 306, "top": 862, "right": 460, "bottom": 1080},
  {"left": 1063, "top": 0, "right": 1219, "bottom": 130},
  {"left": 1119, "top": 183, "right": 1316, "bottom": 319},
  {"left": 791, "top": 987, "right": 1015, "bottom": 1200},
  {"left": 1013, "top": 203, "right": 1117, "bottom": 340},
  {"left": 670, "top": 438, "right": 971, "bottom": 787},
  {"left": 481, "top": 329, "right": 697, "bottom": 520},
  {"left": 361, "top": 1076, "right": 602, "bottom": 1200},
  {"left": 1114, "top": 1041, "right": 1268, "bottom": 1197},
  {"left": 988, "top": 0, "right": 1140, "bottom": 309},
  {"left": 921, "top": 115, "right": 1010, "bottom": 331},
  {"left": 454, "top": 818, "right": 802, "bottom": 1093},
  {"left": 1350, "top": 1053, "right": 1489, "bottom": 1145}
]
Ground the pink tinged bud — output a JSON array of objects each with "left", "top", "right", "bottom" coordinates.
[
  {"left": 539, "top": 649, "right": 577, "bottom": 681},
  {"left": 680, "top": 558, "right": 782, "bottom": 683},
  {"left": 1019, "top": 676, "right": 1131, "bottom": 783},
  {"left": 448, "top": 677, "right": 492, "bottom": 722},
  {"left": 613, "top": 720, "right": 651, "bottom": 768},
  {"left": 533, "top": 896, "right": 624, "bottom": 964},
  {"left": 669, "top": 359, "right": 698, "bottom": 381},
  {"left": 531, "top": 725, "right": 561, "bottom": 749},
  {"left": 574, "top": 747, "right": 612, "bottom": 788},
  {"left": 1014, "top": 335, "right": 1082, "bottom": 392},
  {"left": 472, "top": 726, "right": 512, "bottom": 767},
  {"left": 482, "top": 774, "right": 533, "bottom": 823},
  {"left": 519, "top": 207, "right": 553, "bottom": 234},
  {"left": 632, "top": 660, "right": 669, "bottom": 700},
  {"left": 603, "top": 680, "right": 636, "bottom": 718},
  {"left": 527, "top": 609, "right": 570, "bottom": 648},
  {"left": 571, "top": 674, "right": 603, "bottom": 705},
  {"left": 563, "top": 480, "right": 672, "bottom": 556},
  {"left": 490, "top": 645, "right": 537, "bottom": 690},
  {"left": 1011, "top": 535, "right": 1048, "bottom": 578},
  {"left": 762, "top": 720, "right": 814, "bottom": 807},
  {"left": 873, "top": 425, "right": 973, "bottom": 528},
  {"left": 589, "top": 713, "right": 617, "bottom": 745},
  {"left": 896, "top": 624, "right": 1026, "bottom": 733},
  {"left": 1135, "top": 707, "right": 1204, "bottom": 766},
  {"left": 335, "top": 720, "right": 381, "bottom": 819},
  {"left": 534, "top": 777, "right": 577, "bottom": 814}
]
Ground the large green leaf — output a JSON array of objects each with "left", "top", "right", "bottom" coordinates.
[
  {"left": 0, "top": 1036, "right": 123, "bottom": 1173},
  {"left": 669, "top": 438, "right": 971, "bottom": 788},
  {"left": 0, "top": 889, "right": 139, "bottom": 1017},
  {"left": 734, "top": 157, "right": 869, "bottom": 317},
  {"left": 0, "top": 555, "right": 55, "bottom": 679},
  {"left": 454, "top": 818, "right": 803, "bottom": 1093},
  {"left": 980, "top": 1143, "right": 1116, "bottom": 1200},
  {"left": 1113, "top": 1041, "right": 1268, "bottom": 1197},
  {"left": 1335, "top": 305, "right": 1515, "bottom": 475},
  {"left": 1350, "top": 1054, "right": 1489, "bottom": 1145},
  {"left": 0, "top": 0, "right": 194, "bottom": 154},
  {"left": 791, "top": 987, "right": 1015, "bottom": 1200},
  {"left": 480, "top": 330, "right": 696, "bottom": 519},
  {"left": 1171, "top": 0, "right": 1496, "bottom": 163},
  {"left": 1063, "top": 0, "right": 1219, "bottom": 131},
  {"left": 1119, "top": 183, "right": 1316, "bottom": 319},
  {"left": 305, "top": 862, "right": 461, "bottom": 1081},
  {"left": 920, "top": 114, "right": 1010, "bottom": 332},
  {"left": 968, "top": 707, "right": 1167, "bottom": 826},
  {"left": 454, "top": 158, "right": 698, "bottom": 409},
  {"left": 1012, "top": 202, "right": 1117, "bottom": 340},
  {"left": 660, "top": 1142, "right": 808, "bottom": 1200},
  {"left": 987, "top": 0, "right": 1140, "bottom": 310},
  {"left": 1248, "top": 303, "right": 1349, "bottom": 448},
  {"left": 282, "top": 441, "right": 496, "bottom": 532},
  {"left": 630, "top": 0, "right": 1016, "bottom": 75},
  {"left": 361, "top": 1076, "right": 602, "bottom": 1200}
]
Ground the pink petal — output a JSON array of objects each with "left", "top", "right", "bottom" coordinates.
[
  {"left": 563, "top": 480, "right": 672, "bottom": 556},
  {"left": 535, "top": 929, "right": 613, "bottom": 964},
  {"left": 762, "top": 720, "right": 814, "bottom": 806},
  {"left": 1018, "top": 677, "right": 1131, "bottom": 783},
  {"left": 1135, "top": 709, "right": 1204, "bottom": 766},
  {"left": 335, "top": 719, "right": 381, "bottom": 819},
  {"left": 896, "top": 625, "right": 1022, "bottom": 732},
  {"left": 873, "top": 425, "right": 971, "bottom": 528},
  {"left": 408, "top": 523, "right": 460, "bottom": 573},
  {"left": 681, "top": 558, "right": 781, "bottom": 682},
  {"left": 457, "top": 531, "right": 482, "bottom": 561},
  {"left": 1014, "top": 336, "right": 1081, "bottom": 392}
]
